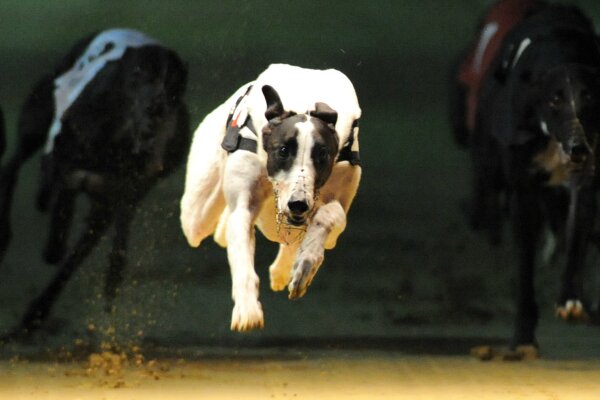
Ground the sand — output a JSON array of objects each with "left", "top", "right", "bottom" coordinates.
[{"left": 2, "top": 350, "right": 600, "bottom": 400}]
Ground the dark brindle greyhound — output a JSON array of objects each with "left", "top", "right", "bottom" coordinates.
[
  {"left": 452, "top": 1, "right": 600, "bottom": 351},
  {"left": 0, "top": 29, "right": 189, "bottom": 338}
]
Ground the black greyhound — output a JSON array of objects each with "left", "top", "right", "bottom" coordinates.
[
  {"left": 452, "top": 2, "right": 600, "bottom": 351},
  {"left": 0, "top": 29, "right": 189, "bottom": 338}
]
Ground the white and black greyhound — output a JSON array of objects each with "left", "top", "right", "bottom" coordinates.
[{"left": 180, "top": 64, "right": 361, "bottom": 331}]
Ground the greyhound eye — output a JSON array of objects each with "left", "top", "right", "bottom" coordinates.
[
  {"left": 278, "top": 145, "right": 289, "bottom": 159},
  {"left": 314, "top": 147, "right": 330, "bottom": 164},
  {"left": 549, "top": 94, "right": 563, "bottom": 109}
]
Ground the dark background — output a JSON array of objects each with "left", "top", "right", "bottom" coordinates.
[{"left": 1, "top": 0, "right": 600, "bottom": 348}]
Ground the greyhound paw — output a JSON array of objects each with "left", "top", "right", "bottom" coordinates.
[
  {"left": 288, "top": 255, "right": 323, "bottom": 300},
  {"left": 470, "top": 345, "right": 539, "bottom": 361},
  {"left": 230, "top": 298, "right": 264, "bottom": 332},
  {"left": 556, "top": 299, "right": 588, "bottom": 322}
]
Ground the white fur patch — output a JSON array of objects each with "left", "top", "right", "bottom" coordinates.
[
  {"left": 540, "top": 120, "right": 550, "bottom": 136},
  {"left": 294, "top": 120, "right": 317, "bottom": 173},
  {"left": 350, "top": 125, "right": 360, "bottom": 153},
  {"left": 271, "top": 120, "right": 317, "bottom": 216},
  {"left": 45, "top": 29, "right": 158, "bottom": 153},
  {"left": 511, "top": 38, "right": 532, "bottom": 69},
  {"left": 474, "top": 22, "right": 499, "bottom": 73}
]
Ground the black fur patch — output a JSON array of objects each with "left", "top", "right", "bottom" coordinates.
[
  {"left": 309, "top": 117, "right": 339, "bottom": 188},
  {"left": 264, "top": 115, "right": 304, "bottom": 177}
]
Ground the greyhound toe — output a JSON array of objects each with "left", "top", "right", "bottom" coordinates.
[
  {"left": 556, "top": 299, "right": 588, "bottom": 322},
  {"left": 288, "top": 257, "right": 321, "bottom": 299},
  {"left": 230, "top": 298, "right": 264, "bottom": 332},
  {"left": 269, "top": 264, "right": 291, "bottom": 292},
  {"left": 288, "top": 260, "right": 309, "bottom": 299},
  {"left": 270, "top": 273, "right": 289, "bottom": 292}
]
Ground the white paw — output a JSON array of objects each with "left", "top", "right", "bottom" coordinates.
[
  {"left": 556, "top": 299, "right": 588, "bottom": 322},
  {"left": 288, "top": 254, "right": 323, "bottom": 299},
  {"left": 230, "top": 298, "right": 264, "bottom": 332}
]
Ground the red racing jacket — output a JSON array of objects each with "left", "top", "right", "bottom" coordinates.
[{"left": 458, "top": 0, "right": 541, "bottom": 133}]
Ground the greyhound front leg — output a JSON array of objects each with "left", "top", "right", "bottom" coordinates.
[
  {"left": 227, "top": 205, "right": 263, "bottom": 331},
  {"left": 288, "top": 201, "right": 346, "bottom": 299},
  {"left": 15, "top": 200, "right": 113, "bottom": 337},
  {"left": 510, "top": 188, "right": 541, "bottom": 349},
  {"left": 556, "top": 186, "right": 595, "bottom": 321},
  {"left": 223, "top": 152, "right": 266, "bottom": 331}
]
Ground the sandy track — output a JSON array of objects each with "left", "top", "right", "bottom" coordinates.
[{"left": 2, "top": 350, "right": 600, "bottom": 400}]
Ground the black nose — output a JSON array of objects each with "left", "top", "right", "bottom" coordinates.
[
  {"left": 288, "top": 200, "right": 309, "bottom": 215},
  {"left": 570, "top": 143, "right": 589, "bottom": 163}
]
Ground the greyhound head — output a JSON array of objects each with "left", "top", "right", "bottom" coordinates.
[
  {"left": 261, "top": 85, "right": 339, "bottom": 226},
  {"left": 534, "top": 64, "right": 600, "bottom": 174},
  {"left": 116, "top": 47, "right": 187, "bottom": 173}
]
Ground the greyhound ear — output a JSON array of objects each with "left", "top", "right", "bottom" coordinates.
[
  {"left": 262, "top": 85, "right": 285, "bottom": 120},
  {"left": 310, "top": 102, "right": 338, "bottom": 126}
]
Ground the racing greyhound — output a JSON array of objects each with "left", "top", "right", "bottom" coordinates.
[
  {"left": 180, "top": 64, "right": 361, "bottom": 331},
  {"left": 452, "top": 1, "right": 600, "bottom": 351}
]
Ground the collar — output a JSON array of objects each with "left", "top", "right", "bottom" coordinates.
[{"left": 221, "top": 85, "right": 258, "bottom": 153}]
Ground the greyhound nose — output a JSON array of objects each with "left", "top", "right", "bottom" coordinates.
[
  {"left": 288, "top": 200, "right": 309, "bottom": 215},
  {"left": 569, "top": 142, "right": 589, "bottom": 163}
]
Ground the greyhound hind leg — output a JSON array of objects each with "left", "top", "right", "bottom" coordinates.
[
  {"left": 43, "top": 186, "right": 76, "bottom": 264},
  {"left": 12, "top": 201, "right": 112, "bottom": 338},
  {"left": 269, "top": 243, "right": 298, "bottom": 291},
  {"left": 103, "top": 202, "right": 136, "bottom": 312}
]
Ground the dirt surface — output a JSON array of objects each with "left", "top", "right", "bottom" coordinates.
[
  {"left": 2, "top": 321, "right": 600, "bottom": 400},
  {"left": 2, "top": 349, "right": 600, "bottom": 400}
]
